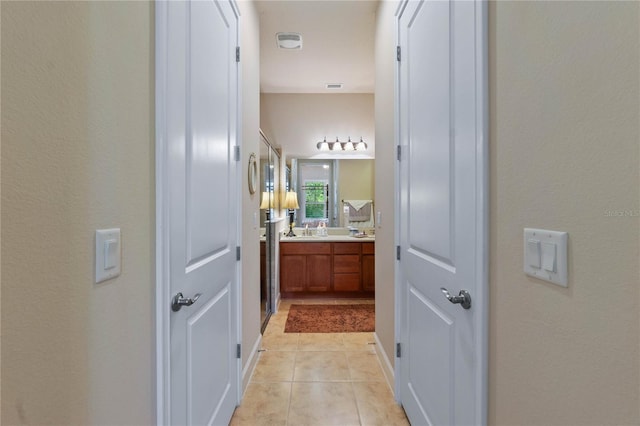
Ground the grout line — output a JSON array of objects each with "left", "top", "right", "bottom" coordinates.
[
  {"left": 350, "top": 381, "right": 364, "bottom": 426},
  {"left": 285, "top": 381, "right": 292, "bottom": 426}
]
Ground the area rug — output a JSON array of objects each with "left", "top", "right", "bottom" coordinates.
[{"left": 284, "top": 304, "right": 374, "bottom": 333}]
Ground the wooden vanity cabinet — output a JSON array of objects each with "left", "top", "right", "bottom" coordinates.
[{"left": 280, "top": 241, "right": 374, "bottom": 298}]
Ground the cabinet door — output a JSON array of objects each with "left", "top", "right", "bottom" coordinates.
[
  {"left": 281, "top": 255, "right": 306, "bottom": 292},
  {"left": 362, "top": 254, "right": 375, "bottom": 291},
  {"left": 334, "top": 273, "right": 361, "bottom": 291},
  {"left": 306, "top": 254, "right": 332, "bottom": 292}
]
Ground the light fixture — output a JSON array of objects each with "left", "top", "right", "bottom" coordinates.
[
  {"left": 283, "top": 191, "right": 300, "bottom": 237},
  {"left": 344, "top": 137, "right": 354, "bottom": 151},
  {"left": 259, "top": 191, "right": 272, "bottom": 221},
  {"left": 316, "top": 136, "right": 368, "bottom": 152},
  {"left": 318, "top": 137, "right": 329, "bottom": 151}
]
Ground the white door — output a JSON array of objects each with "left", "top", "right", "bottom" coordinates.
[
  {"left": 157, "top": 0, "right": 240, "bottom": 424},
  {"left": 397, "top": 0, "right": 488, "bottom": 425}
]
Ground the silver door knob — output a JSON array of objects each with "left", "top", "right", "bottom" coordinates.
[
  {"left": 440, "top": 287, "right": 472, "bottom": 310},
  {"left": 172, "top": 292, "right": 201, "bottom": 312}
]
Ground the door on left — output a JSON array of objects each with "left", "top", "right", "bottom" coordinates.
[{"left": 157, "top": 0, "right": 240, "bottom": 424}]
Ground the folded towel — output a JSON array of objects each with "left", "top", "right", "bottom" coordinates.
[
  {"left": 346, "top": 200, "right": 372, "bottom": 222},
  {"left": 345, "top": 200, "right": 371, "bottom": 211}
]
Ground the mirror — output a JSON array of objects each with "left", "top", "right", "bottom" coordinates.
[{"left": 290, "top": 158, "right": 375, "bottom": 229}]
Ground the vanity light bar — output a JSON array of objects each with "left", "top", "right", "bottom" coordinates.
[{"left": 316, "top": 137, "right": 367, "bottom": 151}]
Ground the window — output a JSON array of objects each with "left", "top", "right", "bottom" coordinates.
[
  {"left": 302, "top": 181, "right": 328, "bottom": 220},
  {"left": 296, "top": 160, "right": 336, "bottom": 226}
]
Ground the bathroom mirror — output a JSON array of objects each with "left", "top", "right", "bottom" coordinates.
[{"left": 289, "top": 158, "right": 375, "bottom": 228}]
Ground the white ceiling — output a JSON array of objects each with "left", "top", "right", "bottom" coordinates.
[{"left": 256, "top": 0, "right": 379, "bottom": 94}]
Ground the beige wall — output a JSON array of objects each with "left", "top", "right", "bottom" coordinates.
[
  {"left": 1, "top": 2, "right": 154, "bottom": 425},
  {"left": 489, "top": 1, "right": 640, "bottom": 424},
  {"left": 239, "top": 0, "right": 262, "bottom": 382},
  {"left": 373, "top": 0, "right": 398, "bottom": 371},
  {"left": 260, "top": 93, "right": 375, "bottom": 159},
  {"left": 338, "top": 160, "right": 375, "bottom": 227}
]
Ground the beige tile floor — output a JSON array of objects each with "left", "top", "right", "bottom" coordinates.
[{"left": 231, "top": 299, "right": 409, "bottom": 426}]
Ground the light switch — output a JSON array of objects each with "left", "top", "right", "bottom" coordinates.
[
  {"left": 96, "top": 228, "right": 121, "bottom": 283},
  {"left": 526, "top": 239, "right": 541, "bottom": 268},
  {"left": 524, "top": 228, "right": 568, "bottom": 287},
  {"left": 541, "top": 242, "right": 556, "bottom": 272},
  {"left": 104, "top": 239, "right": 118, "bottom": 269}
]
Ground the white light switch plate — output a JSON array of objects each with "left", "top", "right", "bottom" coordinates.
[
  {"left": 96, "top": 228, "right": 121, "bottom": 283},
  {"left": 524, "top": 228, "right": 568, "bottom": 287}
]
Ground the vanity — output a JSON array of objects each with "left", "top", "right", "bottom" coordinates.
[{"left": 279, "top": 236, "right": 375, "bottom": 298}]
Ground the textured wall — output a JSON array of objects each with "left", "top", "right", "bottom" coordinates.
[
  {"left": 2, "top": 1, "right": 154, "bottom": 425},
  {"left": 373, "top": 0, "right": 398, "bottom": 370},
  {"left": 489, "top": 1, "right": 640, "bottom": 424},
  {"left": 239, "top": 0, "right": 262, "bottom": 382}
]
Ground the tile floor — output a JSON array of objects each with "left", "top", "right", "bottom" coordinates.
[{"left": 230, "top": 299, "right": 409, "bottom": 426}]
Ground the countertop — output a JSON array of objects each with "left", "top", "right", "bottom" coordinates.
[{"left": 279, "top": 235, "right": 375, "bottom": 242}]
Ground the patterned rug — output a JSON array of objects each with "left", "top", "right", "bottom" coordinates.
[{"left": 284, "top": 304, "right": 375, "bottom": 333}]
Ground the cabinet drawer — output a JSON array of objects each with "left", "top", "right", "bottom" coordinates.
[
  {"left": 362, "top": 242, "right": 375, "bottom": 254},
  {"left": 333, "top": 255, "right": 360, "bottom": 273},
  {"left": 281, "top": 242, "right": 331, "bottom": 255},
  {"left": 334, "top": 273, "right": 361, "bottom": 291},
  {"left": 333, "top": 243, "right": 360, "bottom": 254}
]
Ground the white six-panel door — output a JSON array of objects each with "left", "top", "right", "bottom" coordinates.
[
  {"left": 157, "top": 0, "right": 240, "bottom": 424},
  {"left": 397, "top": 0, "right": 488, "bottom": 424}
]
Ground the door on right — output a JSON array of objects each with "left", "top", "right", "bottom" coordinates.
[{"left": 397, "top": 0, "right": 488, "bottom": 425}]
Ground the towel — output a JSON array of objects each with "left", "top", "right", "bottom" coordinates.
[
  {"left": 345, "top": 200, "right": 372, "bottom": 222},
  {"left": 346, "top": 200, "right": 371, "bottom": 211}
]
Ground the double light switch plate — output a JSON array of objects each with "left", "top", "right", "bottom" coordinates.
[{"left": 524, "top": 228, "right": 568, "bottom": 287}]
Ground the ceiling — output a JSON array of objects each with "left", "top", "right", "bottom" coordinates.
[{"left": 256, "top": 0, "right": 379, "bottom": 94}]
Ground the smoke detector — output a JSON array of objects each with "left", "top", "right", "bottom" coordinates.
[{"left": 276, "top": 32, "right": 302, "bottom": 50}]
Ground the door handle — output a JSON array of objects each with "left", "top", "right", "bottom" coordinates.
[
  {"left": 440, "top": 287, "right": 472, "bottom": 310},
  {"left": 172, "top": 292, "right": 201, "bottom": 312}
]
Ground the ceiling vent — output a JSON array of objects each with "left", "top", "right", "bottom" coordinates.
[
  {"left": 326, "top": 83, "right": 343, "bottom": 90},
  {"left": 276, "top": 32, "right": 302, "bottom": 50}
]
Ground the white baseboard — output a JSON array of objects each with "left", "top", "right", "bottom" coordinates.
[
  {"left": 241, "top": 334, "right": 262, "bottom": 395},
  {"left": 374, "top": 332, "right": 395, "bottom": 392}
]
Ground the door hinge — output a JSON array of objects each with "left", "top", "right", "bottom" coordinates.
[
  {"left": 236, "top": 46, "right": 240, "bottom": 62},
  {"left": 396, "top": 343, "right": 402, "bottom": 358},
  {"left": 397, "top": 145, "right": 401, "bottom": 161},
  {"left": 396, "top": 245, "right": 401, "bottom": 261},
  {"left": 236, "top": 246, "right": 241, "bottom": 261},
  {"left": 397, "top": 45, "right": 401, "bottom": 62},
  {"left": 236, "top": 343, "right": 241, "bottom": 359},
  {"left": 234, "top": 145, "right": 240, "bottom": 162}
]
